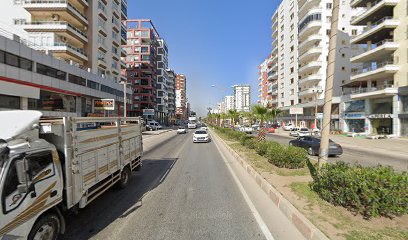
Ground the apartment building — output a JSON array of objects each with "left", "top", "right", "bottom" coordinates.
[
  {"left": 156, "top": 38, "right": 169, "bottom": 124},
  {"left": 271, "top": 0, "right": 299, "bottom": 109},
  {"left": 341, "top": 0, "right": 408, "bottom": 136},
  {"left": 166, "top": 69, "right": 176, "bottom": 124},
  {"left": 233, "top": 84, "right": 251, "bottom": 112},
  {"left": 217, "top": 101, "right": 226, "bottom": 114},
  {"left": 123, "top": 19, "right": 159, "bottom": 118},
  {"left": 176, "top": 74, "right": 187, "bottom": 120},
  {"left": 0, "top": 32, "right": 130, "bottom": 117},
  {"left": 224, "top": 95, "right": 235, "bottom": 112},
  {"left": 271, "top": 0, "right": 359, "bottom": 129},
  {"left": 258, "top": 55, "right": 271, "bottom": 107},
  {"left": 0, "top": 0, "right": 128, "bottom": 83}
]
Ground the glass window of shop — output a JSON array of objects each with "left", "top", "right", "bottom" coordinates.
[
  {"left": 345, "top": 100, "right": 365, "bottom": 112},
  {"left": 0, "top": 50, "right": 33, "bottom": 71},
  {"left": 401, "top": 96, "right": 408, "bottom": 113},
  {"left": 28, "top": 91, "right": 76, "bottom": 112},
  {"left": 0, "top": 95, "right": 20, "bottom": 109},
  {"left": 68, "top": 74, "right": 86, "bottom": 86},
  {"left": 36, "top": 63, "right": 66, "bottom": 80}
]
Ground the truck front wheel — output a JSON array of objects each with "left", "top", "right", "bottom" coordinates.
[
  {"left": 118, "top": 167, "right": 131, "bottom": 189},
  {"left": 28, "top": 213, "right": 60, "bottom": 240}
]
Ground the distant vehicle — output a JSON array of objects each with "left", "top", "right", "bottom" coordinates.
[
  {"left": 265, "top": 125, "right": 276, "bottom": 133},
  {"left": 289, "top": 136, "right": 343, "bottom": 157},
  {"left": 297, "top": 128, "right": 311, "bottom": 137},
  {"left": 177, "top": 126, "right": 187, "bottom": 134},
  {"left": 193, "top": 130, "right": 210, "bottom": 143},
  {"left": 188, "top": 116, "right": 197, "bottom": 129},
  {"left": 201, "top": 124, "right": 208, "bottom": 131},
  {"left": 240, "top": 126, "right": 253, "bottom": 134},
  {"left": 289, "top": 127, "right": 301, "bottom": 137},
  {"left": 147, "top": 121, "right": 162, "bottom": 131},
  {"left": 283, "top": 123, "right": 294, "bottom": 131},
  {"left": 252, "top": 124, "right": 260, "bottom": 131}
]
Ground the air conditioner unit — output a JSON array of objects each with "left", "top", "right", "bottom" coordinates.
[
  {"left": 52, "top": 14, "right": 60, "bottom": 21},
  {"left": 60, "top": 36, "right": 67, "bottom": 42}
]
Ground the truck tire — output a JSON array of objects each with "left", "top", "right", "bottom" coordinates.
[
  {"left": 28, "top": 213, "right": 60, "bottom": 240},
  {"left": 118, "top": 167, "right": 131, "bottom": 189}
]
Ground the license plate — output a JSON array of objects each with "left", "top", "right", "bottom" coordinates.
[{"left": 329, "top": 146, "right": 337, "bottom": 149}]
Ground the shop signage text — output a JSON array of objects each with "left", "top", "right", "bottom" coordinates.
[
  {"left": 368, "top": 114, "right": 393, "bottom": 119},
  {"left": 94, "top": 99, "right": 115, "bottom": 110},
  {"left": 143, "top": 109, "right": 155, "bottom": 116}
]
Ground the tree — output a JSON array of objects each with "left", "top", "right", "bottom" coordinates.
[
  {"left": 252, "top": 104, "right": 269, "bottom": 141},
  {"left": 228, "top": 109, "right": 239, "bottom": 127}
]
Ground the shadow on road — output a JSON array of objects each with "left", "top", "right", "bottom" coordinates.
[{"left": 61, "top": 157, "right": 178, "bottom": 240}]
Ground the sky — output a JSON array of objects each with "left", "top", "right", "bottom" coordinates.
[{"left": 129, "top": 0, "right": 280, "bottom": 116}]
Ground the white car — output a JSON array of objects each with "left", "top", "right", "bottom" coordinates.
[
  {"left": 201, "top": 125, "right": 208, "bottom": 130},
  {"left": 289, "top": 127, "right": 301, "bottom": 137},
  {"left": 193, "top": 130, "right": 210, "bottom": 143},
  {"left": 146, "top": 122, "right": 162, "bottom": 131},
  {"left": 290, "top": 128, "right": 311, "bottom": 137},
  {"left": 283, "top": 124, "right": 294, "bottom": 131},
  {"left": 240, "top": 126, "right": 253, "bottom": 134},
  {"left": 177, "top": 127, "right": 187, "bottom": 134}
]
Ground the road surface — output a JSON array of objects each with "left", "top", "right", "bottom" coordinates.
[
  {"left": 257, "top": 132, "right": 408, "bottom": 171},
  {"left": 61, "top": 131, "right": 305, "bottom": 240}
]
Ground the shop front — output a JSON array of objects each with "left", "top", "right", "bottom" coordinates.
[
  {"left": 368, "top": 114, "right": 393, "bottom": 135},
  {"left": 399, "top": 94, "right": 408, "bottom": 136}
]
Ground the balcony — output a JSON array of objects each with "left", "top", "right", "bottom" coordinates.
[
  {"left": 120, "top": 59, "right": 126, "bottom": 68},
  {"left": 351, "top": 17, "right": 399, "bottom": 44},
  {"left": 299, "top": 46, "right": 322, "bottom": 63},
  {"left": 48, "top": 42, "right": 88, "bottom": 62},
  {"left": 351, "top": 0, "right": 398, "bottom": 25},
  {"left": 298, "top": 61, "right": 322, "bottom": 74},
  {"left": 351, "top": 39, "right": 398, "bottom": 63},
  {"left": 298, "top": 74, "right": 322, "bottom": 85},
  {"left": 19, "top": 21, "right": 87, "bottom": 43},
  {"left": 299, "top": 87, "right": 323, "bottom": 97},
  {"left": 350, "top": 85, "right": 398, "bottom": 99},
  {"left": 298, "top": 21, "right": 321, "bottom": 41},
  {"left": 97, "top": 1, "right": 107, "bottom": 20},
  {"left": 267, "top": 71, "right": 278, "bottom": 81},
  {"left": 351, "top": 61, "right": 398, "bottom": 82},
  {"left": 299, "top": 0, "right": 320, "bottom": 19},
  {"left": 112, "top": 1, "right": 120, "bottom": 18},
  {"left": 97, "top": 57, "right": 107, "bottom": 68},
  {"left": 299, "top": 8, "right": 322, "bottom": 25},
  {"left": 298, "top": 33, "right": 321, "bottom": 51},
  {"left": 121, "top": 48, "right": 127, "bottom": 57},
  {"left": 24, "top": 0, "right": 88, "bottom": 26},
  {"left": 98, "top": 22, "right": 107, "bottom": 36}
]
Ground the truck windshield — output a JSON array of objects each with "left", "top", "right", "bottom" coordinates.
[{"left": 0, "top": 140, "right": 9, "bottom": 168}]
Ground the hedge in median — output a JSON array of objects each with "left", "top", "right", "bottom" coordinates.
[{"left": 310, "top": 162, "right": 408, "bottom": 219}]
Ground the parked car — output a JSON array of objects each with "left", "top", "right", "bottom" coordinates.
[
  {"left": 283, "top": 123, "right": 294, "bottom": 131},
  {"left": 289, "top": 136, "right": 343, "bottom": 157},
  {"left": 193, "top": 130, "right": 210, "bottom": 143},
  {"left": 266, "top": 126, "right": 276, "bottom": 133},
  {"left": 177, "top": 126, "right": 187, "bottom": 134},
  {"left": 289, "top": 127, "right": 301, "bottom": 137},
  {"left": 252, "top": 124, "right": 260, "bottom": 131},
  {"left": 147, "top": 121, "right": 162, "bottom": 131},
  {"left": 240, "top": 126, "right": 253, "bottom": 134},
  {"left": 298, "top": 128, "right": 312, "bottom": 137}
]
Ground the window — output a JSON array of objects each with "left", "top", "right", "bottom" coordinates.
[
  {"left": 299, "top": 13, "right": 321, "bottom": 32},
  {"left": 290, "top": 67, "right": 294, "bottom": 73},
  {"left": 68, "top": 74, "right": 86, "bottom": 86},
  {"left": 342, "top": 66, "right": 346, "bottom": 71},
  {"left": 326, "top": 3, "right": 332, "bottom": 9},
  {"left": 0, "top": 95, "right": 20, "bottom": 109},
  {"left": 36, "top": 63, "right": 66, "bottom": 80},
  {"left": 327, "top": 30, "right": 331, "bottom": 35},
  {"left": 342, "top": 39, "right": 346, "bottom": 45},
  {"left": 290, "top": 46, "right": 294, "bottom": 52},
  {"left": 5, "top": 52, "right": 19, "bottom": 67},
  {"left": 352, "top": 29, "right": 357, "bottom": 35},
  {"left": 290, "top": 89, "right": 294, "bottom": 95},
  {"left": 290, "top": 78, "right": 294, "bottom": 84},
  {"left": 0, "top": 50, "right": 33, "bottom": 71},
  {"left": 3, "top": 160, "right": 18, "bottom": 203},
  {"left": 342, "top": 53, "right": 345, "bottom": 58},
  {"left": 27, "top": 151, "right": 53, "bottom": 180},
  {"left": 290, "top": 13, "right": 294, "bottom": 20},
  {"left": 87, "top": 80, "right": 100, "bottom": 90},
  {"left": 291, "top": 100, "right": 294, "bottom": 105}
]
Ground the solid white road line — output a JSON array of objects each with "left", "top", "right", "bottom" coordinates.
[{"left": 213, "top": 135, "right": 275, "bottom": 240}]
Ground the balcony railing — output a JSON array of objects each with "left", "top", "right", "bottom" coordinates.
[
  {"left": 351, "top": 0, "right": 396, "bottom": 21},
  {"left": 356, "top": 39, "right": 395, "bottom": 51},
  {"left": 18, "top": 21, "right": 87, "bottom": 38},
  {"left": 24, "top": 1, "right": 88, "bottom": 21},
  {"left": 351, "top": 60, "right": 395, "bottom": 76},
  {"left": 53, "top": 42, "right": 87, "bottom": 56},
  {"left": 360, "top": 16, "right": 395, "bottom": 34}
]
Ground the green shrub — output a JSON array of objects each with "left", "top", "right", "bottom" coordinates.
[
  {"left": 256, "top": 141, "right": 271, "bottom": 156},
  {"left": 310, "top": 162, "right": 408, "bottom": 219},
  {"left": 284, "top": 146, "right": 307, "bottom": 169},
  {"left": 266, "top": 142, "right": 286, "bottom": 167},
  {"left": 239, "top": 135, "right": 257, "bottom": 149}
]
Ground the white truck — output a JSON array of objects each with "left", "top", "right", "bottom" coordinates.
[
  {"left": 187, "top": 116, "right": 197, "bottom": 129},
  {"left": 0, "top": 111, "right": 143, "bottom": 240}
]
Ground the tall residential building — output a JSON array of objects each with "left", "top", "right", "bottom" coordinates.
[
  {"left": 123, "top": 19, "right": 159, "bottom": 117},
  {"left": 166, "top": 69, "right": 176, "bottom": 123},
  {"left": 341, "top": 0, "right": 408, "bottom": 137},
  {"left": 176, "top": 74, "right": 187, "bottom": 120},
  {"left": 224, "top": 95, "right": 235, "bottom": 112},
  {"left": 233, "top": 84, "right": 251, "bottom": 112},
  {"left": 156, "top": 39, "right": 169, "bottom": 124},
  {"left": 271, "top": 0, "right": 299, "bottom": 108},
  {"left": 258, "top": 55, "right": 273, "bottom": 107},
  {"left": 0, "top": 0, "right": 128, "bottom": 83},
  {"left": 271, "top": 0, "right": 359, "bottom": 129}
]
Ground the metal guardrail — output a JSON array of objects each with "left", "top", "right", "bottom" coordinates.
[
  {"left": 0, "top": 27, "right": 45, "bottom": 51},
  {"left": 351, "top": 60, "right": 395, "bottom": 76}
]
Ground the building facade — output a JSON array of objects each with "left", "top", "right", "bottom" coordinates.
[
  {"left": 123, "top": 19, "right": 159, "bottom": 118},
  {"left": 224, "top": 95, "right": 235, "bottom": 112},
  {"left": 166, "top": 69, "right": 176, "bottom": 124},
  {"left": 341, "top": 0, "right": 408, "bottom": 137},
  {"left": 233, "top": 84, "right": 251, "bottom": 112},
  {"left": 0, "top": 0, "right": 128, "bottom": 83},
  {"left": 0, "top": 33, "right": 130, "bottom": 117},
  {"left": 156, "top": 38, "right": 169, "bottom": 124},
  {"left": 176, "top": 74, "right": 187, "bottom": 121},
  {"left": 258, "top": 55, "right": 271, "bottom": 107}
]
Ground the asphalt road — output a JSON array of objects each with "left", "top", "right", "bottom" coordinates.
[
  {"left": 61, "top": 131, "right": 304, "bottom": 240},
  {"left": 256, "top": 132, "right": 408, "bottom": 170}
]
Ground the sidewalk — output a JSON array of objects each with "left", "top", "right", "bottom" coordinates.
[{"left": 274, "top": 129, "right": 408, "bottom": 158}]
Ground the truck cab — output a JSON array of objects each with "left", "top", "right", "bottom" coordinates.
[{"left": 0, "top": 111, "right": 63, "bottom": 239}]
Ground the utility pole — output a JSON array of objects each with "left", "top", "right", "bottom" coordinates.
[{"left": 319, "top": 0, "right": 340, "bottom": 168}]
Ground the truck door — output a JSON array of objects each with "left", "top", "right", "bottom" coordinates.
[{"left": 0, "top": 150, "right": 62, "bottom": 237}]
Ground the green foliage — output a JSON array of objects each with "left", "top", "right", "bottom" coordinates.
[
  {"left": 311, "top": 162, "right": 408, "bottom": 219},
  {"left": 240, "top": 135, "right": 257, "bottom": 149},
  {"left": 256, "top": 141, "right": 271, "bottom": 156},
  {"left": 284, "top": 146, "right": 308, "bottom": 169}
]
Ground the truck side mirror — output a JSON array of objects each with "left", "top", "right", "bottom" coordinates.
[{"left": 15, "top": 158, "right": 29, "bottom": 194}]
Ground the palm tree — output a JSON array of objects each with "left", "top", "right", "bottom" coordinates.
[
  {"left": 220, "top": 113, "right": 227, "bottom": 127},
  {"left": 228, "top": 109, "right": 239, "bottom": 127},
  {"left": 252, "top": 104, "right": 269, "bottom": 141}
]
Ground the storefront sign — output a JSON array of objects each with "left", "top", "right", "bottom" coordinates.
[
  {"left": 143, "top": 109, "right": 155, "bottom": 116},
  {"left": 290, "top": 107, "right": 303, "bottom": 115},
  {"left": 368, "top": 114, "right": 393, "bottom": 119},
  {"left": 94, "top": 99, "right": 115, "bottom": 111},
  {"left": 316, "top": 113, "right": 323, "bottom": 119},
  {"left": 343, "top": 113, "right": 365, "bottom": 119}
]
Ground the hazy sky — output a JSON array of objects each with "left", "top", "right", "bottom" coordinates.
[{"left": 129, "top": 0, "right": 279, "bottom": 116}]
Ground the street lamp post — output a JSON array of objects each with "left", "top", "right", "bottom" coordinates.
[
  {"left": 120, "top": 80, "right": 130, "bottom": 118},
  {"left": 312, "top": 89, "right": 323, "bottom": 129}
]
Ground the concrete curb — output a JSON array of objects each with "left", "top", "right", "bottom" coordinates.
[
  {"left": 142, "top": 129, "right": 173, "bottom": 136},
  {"left": 210, "top": 129, "right": 329, "bottom": 240}
]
